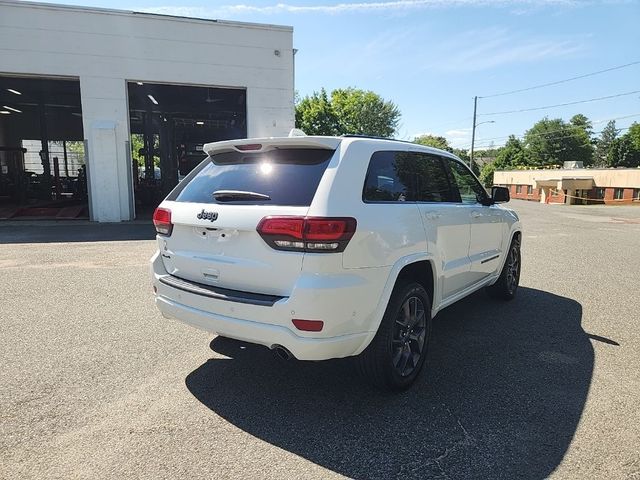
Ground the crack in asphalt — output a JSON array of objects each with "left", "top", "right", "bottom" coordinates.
[{"left": 421, "top": 404, "right": 478, "bottom": 479}]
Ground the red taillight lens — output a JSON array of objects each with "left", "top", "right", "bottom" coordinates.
[
  {"left": 257, "top": 217, "right": 305, "bottom": 239},
  {"left": 305, "top": 218, "right": 355, "bottom": 241},
  {"left": 257, "top": 216, "right": 356, "bottom": 253},
  {"left": 153, "top": 207, "right": 173, "bottom": 236},
  {"left": 292, "top": 319, "right": 324, "bottom": 332}
]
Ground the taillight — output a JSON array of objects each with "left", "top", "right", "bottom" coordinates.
[
  {"left": 153, "top": 207, "right": 173, "bottom": 236},
  {"left": 257, "top": 216, "right": 356, "bottom": 253}
]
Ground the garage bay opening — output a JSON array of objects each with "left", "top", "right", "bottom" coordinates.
[
  {"left": 127, "top": 82, "right": 247, "bottom": 217},
  {"left": 0, "top": 75, "right": 87, "bottom": 220}
]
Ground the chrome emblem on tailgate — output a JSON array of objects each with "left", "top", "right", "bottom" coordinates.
[{"left": 197, "top": 209, "right": 218, "bottom": 221}]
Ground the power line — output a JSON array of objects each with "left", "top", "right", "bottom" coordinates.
[
  {"left": 457, "top": 113, "right": 640, "bottom": 148},
  {"left": 479, "top": 60, "right": 640, "bottom": 99},
  {"left": 477, "top": 90, "right": 640, "bottom": 116},
  {"left": 466, "top": 126, "right": 631, "bottom": 150}
]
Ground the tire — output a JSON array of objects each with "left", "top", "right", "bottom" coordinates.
[
  {"left": 356, "top": 280, "right": 432, "bottom": 391},
  {"left": 486, "top": 235, "right": 521, "bottom": 300}
]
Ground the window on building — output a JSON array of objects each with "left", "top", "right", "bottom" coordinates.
[
  {"left": 515, "top": 185, "right": 522, "bottom": 194},
  {"left": 527, "top": 185, "right": 533, "bottom": 195},
  {"left": 634, "top": 189, "right": 640, "bottom": 201},
  {"left": 614, "top": 188, "right": 624, "bottom": 200},
  {"left": 595, "top": 188, "right": 606, "bottom": 199}
]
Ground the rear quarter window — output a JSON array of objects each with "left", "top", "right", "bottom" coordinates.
[
  {"left": 362, "top": 150, "right": 455, "bottom": 203},
  {"left": 167, "top": 148, "right": 334, "bottom": 206}
]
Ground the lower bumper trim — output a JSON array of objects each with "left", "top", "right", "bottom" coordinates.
[{"left": 159, "top": 274, "right": 285, "bottom": 307}]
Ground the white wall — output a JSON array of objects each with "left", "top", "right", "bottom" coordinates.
[{"left": 0, "top": 1, "right": 295, "bottom": 221}]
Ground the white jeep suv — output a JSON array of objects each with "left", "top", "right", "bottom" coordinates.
[{"left": 150, "top": 135, "right": 521, "bottom": 390}]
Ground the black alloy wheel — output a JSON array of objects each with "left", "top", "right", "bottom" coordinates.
[
  {"left": 392, "top": 295, "right": 428, "bottom": 377},
  {"left": 486, "top": 235, "right": 521, "bottom": 300},
  {"left": 357, "top": 281, "right": 432, "bottom": 391}
]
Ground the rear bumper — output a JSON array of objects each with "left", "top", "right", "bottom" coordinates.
[
  {"left": 155, "top": 295, "right": 369, "bottom": 361},
  {"left": 150, "top": 251, "right": 383, "bottom": 361}
]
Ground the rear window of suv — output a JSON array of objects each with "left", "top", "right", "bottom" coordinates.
[{"left": 167, "top": 148, "right": 334, "bottom": 206}]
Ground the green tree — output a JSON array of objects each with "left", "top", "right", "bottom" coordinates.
[
  {"left": 131, "top": 134, "right": 145, "bottom": 167},
  {"left": 627, "top": 122, "right": 640, "bottom": 151},
  {"left": 607, "top": 137, "right": 640, "bottom": 167},
  {"left": 130, "top": 133, "right": 160, "bottom": 169},
  {"left": 294, "top": 88, "right": 340, "bottom": 136},
  {"left": 479, "top": 135, "right": 527, "bottom": 187},
  {"left": 479, "top": 162, "right": 497, "bottom": 187},
  {"left": 570, "top": 114, "right": 593, "bottom": 137},
  {"left": 524, "top": 117, "right": 593, "bottom": 167},
  {"left": 295, "top": 87, "right": 400, "bottom": 137},
  {"left": 496, "top": 135, "right": 527, "bottom": 167},
  {"left": 331, "top": 88, "right": 400, "bottom": 137},
  {"left": 594, "top": 120, "right": 618, "bottom": 167},
  {"left": 607, "top": 123, "right": 640, "bottom": 168},
  {"left": 569, "top": 114, "right": 595, "bottom": 166},
  {"left": 413, "top": 134, "right": 452, "bottom": 152}
]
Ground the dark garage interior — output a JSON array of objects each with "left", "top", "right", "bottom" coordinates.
[
  {"left": 127, "top": 82, "right": 247, "bottom": 213},
  {"left": 0, "top": 78, "right": 248, "bottom": 221},
  {"left": 0, "top": 75, "right": 87, "bottom": 220}
]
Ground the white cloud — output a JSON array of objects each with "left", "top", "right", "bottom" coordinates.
[
  {"left": 445, "top": 128, "right": 471, "bottom": 138},
  {"left": 421, "top": 27, "right": 585, "bottom": 72},
  {"left": 139, "top": 0, "right": 599, "bottom": 18}
]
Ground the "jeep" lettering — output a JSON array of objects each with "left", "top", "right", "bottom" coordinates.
[{"left": 196, "top": 209, "right": 218, "bottom": 221}]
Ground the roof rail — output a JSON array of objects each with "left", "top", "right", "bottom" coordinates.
[{"left": 341, "top": 134, "right": 415, "bottom": 145}]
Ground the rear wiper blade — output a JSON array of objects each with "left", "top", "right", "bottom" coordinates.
[{"left": 212, "top": 190, "right": 271, "bottom": 201}]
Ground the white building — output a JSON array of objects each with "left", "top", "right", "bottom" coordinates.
[{"left": 0, "top": 1, "right": 295, "bottom": 222}]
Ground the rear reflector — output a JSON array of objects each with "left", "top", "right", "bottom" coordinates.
[
  {"left": 292, "top": 319, "right": 324, "bottom": 332},
  {"left": 257, "top": 216, "right": 356, "bottom": 253},
  {"left": 153, "top": 207, "right": 173, "bottom": 236}
]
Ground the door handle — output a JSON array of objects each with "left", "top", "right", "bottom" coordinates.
[
  {"left": 471, "top": 211, "right": 483, "bottom": 218},
  {"left": 423, "top": 211, "right": 442, "bottom": 220}
]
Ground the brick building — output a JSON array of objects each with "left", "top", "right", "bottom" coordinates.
[{"left": 493, "top": 167, "right": 640, "bottom": 205}]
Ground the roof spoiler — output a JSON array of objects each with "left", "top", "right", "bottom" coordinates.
[{"left": 203, "top": 134, "right": 340, "bottom": 156}]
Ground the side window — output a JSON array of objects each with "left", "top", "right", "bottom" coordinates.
[
  {"left": 363, "top": 151, "right": 416, "bottom": 202},
  {"left": 362, "top": 151, "right": 456, "bottom": 203},
  {"left": 446, "top": 158, "right": 489, "bottom": 204},
  {"left": 413, "top": 153, "right": 456, "bottom": 202}
]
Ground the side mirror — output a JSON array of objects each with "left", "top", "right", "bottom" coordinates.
[{"left": 491, "top": 186, "right": 510, "bottom": 203}]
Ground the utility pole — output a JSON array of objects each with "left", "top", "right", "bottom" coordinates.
[{"left": 470, "top": 95, "right": 477, "bottom": 171}]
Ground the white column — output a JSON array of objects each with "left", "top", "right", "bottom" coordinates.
[{"left": 80, "top": 76, "right": 133, "bottom": 222}]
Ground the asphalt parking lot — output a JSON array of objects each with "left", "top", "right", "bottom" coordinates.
[{"left": 1, "top": 201, "right": 639, "bottom": 479}]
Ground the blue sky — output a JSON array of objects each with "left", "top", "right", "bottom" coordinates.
[{"left": 40, "top": 0, "right": 640, "bottom": 148}]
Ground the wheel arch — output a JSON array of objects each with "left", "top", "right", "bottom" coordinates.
[
  {"left": 491, "top": 228, "right": 522, "bottom": 286},
  {"left": 352, "top": 254, "right": 437, "bottom": 356},
  {"left": 395, "top": 260, "right": 435, "bottom": 309}
]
